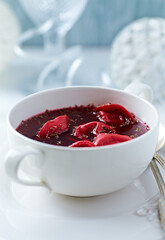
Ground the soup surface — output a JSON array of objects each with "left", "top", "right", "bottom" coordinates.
[{"left": 16, "top": 103, "right": 149, "bottom": 147}]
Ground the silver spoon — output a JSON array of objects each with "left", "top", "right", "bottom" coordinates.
[
  {"left": 150, "top": 156, "right": 165, "bottom": 229},
  {"left": 150, "top": 123, "right": 165, "bottom": 229}
]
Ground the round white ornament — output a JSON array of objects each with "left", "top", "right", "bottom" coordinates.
[{"left": 0, "top": 0, "right": 20, "bottom": 72}]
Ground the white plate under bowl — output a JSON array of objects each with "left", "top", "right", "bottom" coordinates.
[{"left": 0, "top": 124, "right": 165, "bottom": 239}]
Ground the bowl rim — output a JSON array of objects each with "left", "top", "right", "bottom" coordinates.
[{"left": 7, "top": 85, "right": 159, "bottom": 151}]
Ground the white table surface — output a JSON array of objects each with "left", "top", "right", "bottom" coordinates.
[{"left": 0, "top": 47, "right": 165, "bottom": 240}]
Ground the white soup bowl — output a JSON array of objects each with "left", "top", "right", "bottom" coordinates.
[{"left": 5, "top": 83, "right": 159, "bottom": 197}]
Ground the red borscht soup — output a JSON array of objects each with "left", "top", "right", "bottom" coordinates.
[{"left": 16, "top": 103, "right": 150, "bottom": 147}]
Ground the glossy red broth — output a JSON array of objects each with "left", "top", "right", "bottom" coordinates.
[{"left": 16, "top": 104, "right": 150, "bottom": 147}]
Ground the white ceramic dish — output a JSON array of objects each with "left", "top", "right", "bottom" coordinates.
[
  {"left": 0, "top": 142, "right": 164, "bottom": 240},
  {"left": 5, "top": 83, "right": 159, "bottom": 196}
]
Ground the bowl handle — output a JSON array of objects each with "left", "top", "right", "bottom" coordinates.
[
  {"left": 124, "top": 82, "right": 153, "bottom": 102},
  {"left": 5, "top": 146, "right": 49, "bottom": 189}
]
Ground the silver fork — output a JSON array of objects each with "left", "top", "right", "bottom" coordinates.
[
  {"left": 150, "top": 154, "right": 165, "bottom": 229},
  {"left": 154, "top": 152, "right": 165, "bottom": 170}
]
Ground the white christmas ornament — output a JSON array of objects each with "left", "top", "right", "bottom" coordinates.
[
  {"left": 0, "top": 0, "right": 20, "bottom": 72},
  {"left": 109, "top": 18, "right": 165, "bottom": 99}
]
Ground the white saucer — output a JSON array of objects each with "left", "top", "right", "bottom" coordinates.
[{"left": 0, "top": 142, "right": 165, "bottom": 240}]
